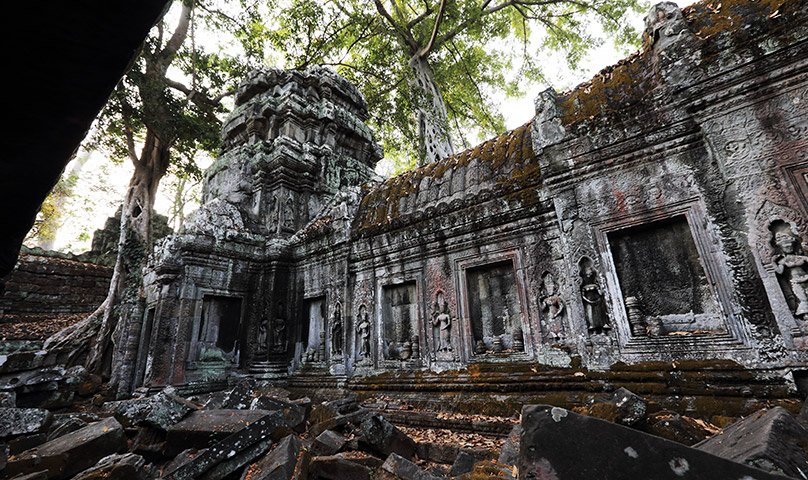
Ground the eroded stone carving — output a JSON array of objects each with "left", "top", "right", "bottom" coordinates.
[
  {"left": 644, "top": 1, "right": 687, "bottom": 50},
  {"left": 540, "top": 272, "right": 565, "bottom": 320},
  {"left": 432, "top": 291, "right": 452, "bottom": 353},
  {"left": 331, "top": 305, "right": 343, "bottom": 356},
  {"left": 273, "top": 302, "right": 287, "bottom": 353},
  {"left": 771, "top": 220, "right": 808, "bottom": 322},
  {"left": 579, "top": 258, "right": 610, "bottom": 335},
  {"left": 357, "top": 305, "right": 371, "bottom": 359}
]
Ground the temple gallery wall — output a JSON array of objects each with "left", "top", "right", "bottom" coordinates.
[{"left": 111, "top": 0, "right": 808, "bottom": 395}]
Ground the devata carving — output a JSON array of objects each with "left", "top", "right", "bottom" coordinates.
[
  {"left": 273, "top": 301, "right": 287, "bottom": 352},
  {"left": 540, "top": 272, "right": 565, "bottom": 320},
  {"left": 771, "top": 220, "right": 808, "bottom": 322},
  {"left": 357, "top": 305, "right": 371, "bottom": 358},
  {"left": 331, "top": 305, "right": 343, "bottom": 356},
  {"left": 579, "top": 258, "right": 610, "bottom": 334},
  {"left": 257, "top": 316, "right": 269, "bottom": 354},
  {"left": 432, "top": 291, "right": 453, "bottom": 353}
]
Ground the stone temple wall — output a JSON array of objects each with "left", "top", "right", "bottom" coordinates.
[
  {"left": 125, "top": 0, "right": 808, "bottom": 395},
  {"left": 0, "top": 255, "right": 112, "bottom": 316}
]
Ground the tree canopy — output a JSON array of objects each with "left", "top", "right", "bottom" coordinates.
[{"left": 261, "top": 0, "right": 646, "bottom": 169}]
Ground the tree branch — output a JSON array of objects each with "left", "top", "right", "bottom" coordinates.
[
  {"left": 158, "top": 0, "right": 194, "bottom": 72},
  {"left": 165, "top": 78, "right": 236, "bottom": 106},
  {"left": 416, "top": 0, "right": 446, "bottom": 58},
  {"left": 373, "top": 0, "right": 419, "bottom": 52}
]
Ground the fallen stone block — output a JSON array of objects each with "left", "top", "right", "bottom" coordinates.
[
  {"left": 519, "top": 405, "right": 789, "bottom": 480},
  {"left": 0, "top": 390, "right": 16, "bottom": 407},
  {"left": 7, "top": 471, "right": 48, "bottom": 480},
  {"left": 165, "top": 409, "right": 284, "bottom": 457},
  {"left": 251, "top": 395, "right": 307, "bottom": 432},
  {"left": 70, "top": 452, "right": 147, "bottom": 480},
  {"left": 308, "top": 454, "right": 373, "bottom": 480},
  {"left": 448, "top": 451, "right": 478, "bottom": 477},
  {"left": 377, "top": 453, "right": 442, "bottom": 480},
  {"left": 497, "top": 424, "right": 521, "bottom": 467},
  {"left": 222, "top": 380, "right": 257, "bottom": 409},
  {"left": 4, "top": 416, "right": 126, "bottom": 479},
  {"left": 0, "top": 443, "right": 8, "bottom": 471},
  {"left": 47, "top": 416, "right": 87, "bottom": 441},
  {"left": 589, "top": 387, "right": 648, "bottom": 427},
  {"left": 131, "top": 425, "right": 167, "bottom": 462},
  {"left": 415, "top": 442, "right": 459, "bottom": 465},
  {"left": 311, "top": 430, "right": 346, "bottom": 456},
  {"left": 694, "top": 406, "right": 808, "bottom": 478},
  {"left": 643, "top": 411, "right": 712, "bottom": 446},
  {"left": 9, "top": 432, "right": 47, "bottom": 454},
  {"left": 356, "top": 415, "right": 416, "bottom": 460},
  {"left": 309, "top": 397, "right": 371, "bottom": 437},
  {"left": 0, "top": 407, "right": 53, "bottom": 438},
  {"left": 162, "top": 410, "right": 289, "bottom": 480},
  {"left": 108, "top": 387, "right": 197, "bottom": 431},
  {"left": 240, "top": 434, "right": 301, "bottom": 480}
]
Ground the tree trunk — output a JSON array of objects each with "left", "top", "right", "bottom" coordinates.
[{"left": 409, "top": 55, "right": 455, "bottom": 165}]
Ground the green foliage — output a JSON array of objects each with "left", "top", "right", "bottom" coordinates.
[{"left": 263, "top": 0, "right": 647, "bottom": 168}]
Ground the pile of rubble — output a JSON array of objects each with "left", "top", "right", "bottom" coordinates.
[{"left": 1, "top": 380, "right": 807, "bottom": 479}]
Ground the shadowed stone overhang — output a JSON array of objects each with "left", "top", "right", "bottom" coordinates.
[{"left": 0, "top": 1, "right": 171, "bottom": 281}]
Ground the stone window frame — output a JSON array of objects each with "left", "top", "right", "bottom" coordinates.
[
  {"left": 187, "top": 287, "right": 247, "bottom": 370},
  {"left": 783, "top": 162, "right": 808, "bottom": 217},
  {"left": 374, "top": 273, "right": 425, "bottom": 368},
  {"left": 454, "top": 248, "right": 533, "bottom": 362},
  {"left": 590, "top": 199, "right": 751, "bottom": 352}
]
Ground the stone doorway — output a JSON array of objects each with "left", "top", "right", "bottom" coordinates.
[
  {"left": 381, "top": 282, "right": 419, "bottom": 361},
  {"left": 465, "top": 260, "right": 523, "bottom": 353},
  {"left": 196, "top": 295, "right": 243, "bottom": 363}
]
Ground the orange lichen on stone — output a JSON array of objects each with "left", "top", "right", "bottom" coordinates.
[{"left": 354, "top": 122, "right": 535, "bottom": 235}]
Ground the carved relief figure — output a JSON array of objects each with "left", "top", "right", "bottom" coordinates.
[
  {"left": 256, "top": 316, "right": 269, "bottom": 354},
  {"left": 331, "top": 305, "right": 343, "bottom": 356},
  {"left": 432, "top": 291, "right": 452, "bottom": 352},
  {"left": 540, "top": 272, "right": 565, "bottom": 319},
  {"left": 771, "top": 221, "right": 808, "bottom": 321},
  {"left": 357, "top": 305, "right": 371, "bottom": 358},
  {"left": 267, "top": 194, "right": 278, "bottom": 233},
  {"left": 273, "top": 301, "right": 287, "bottom": 352},
  {"left": 579, "top": 257, "right": 610, "bottom": 334},
  {"left": 283, "top": 195, "right": 295, "bottom": 230}
]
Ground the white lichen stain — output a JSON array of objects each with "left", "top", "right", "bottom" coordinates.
[
  {"left": 670, "top": 458, "right": 690, "bottom": 476},
  {"left": 624, "top": 446, "right": 639, "bottom": 458},
  {"left": 550, "top": 407, "right": 568, "bottom": 422}
]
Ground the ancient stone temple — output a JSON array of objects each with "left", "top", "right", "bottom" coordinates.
[{"left": 122, "top": 0, "right": 808, "bottom": 397}]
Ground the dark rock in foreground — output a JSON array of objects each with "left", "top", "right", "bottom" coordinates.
[
  {"left": 694, "top": 406, "right": 808, "bottom": 478},
  {"left": 519, "top": 405, "right": 789, "bottom": 479}
]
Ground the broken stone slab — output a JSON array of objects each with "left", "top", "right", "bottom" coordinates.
[
  {"left": 251, "top": 395, "right": 307, "bottom": 432},
  {"left": 70, "top": 452, "right": 147, "bottom": 480},
  {"left": 162, "top": 410, "right": 290, "bottom": 480},
  {"left": 643, "top": 411, "right": 712, "bottom": 446},
  {"left": 694, "top": 406, "right": 808, "bottom": 478},
  {"left": 589, "top": 387, "right": 648, "bottom": 427},
  {"left": 221, "top": 379, "right": 257, "bottom": 409},
  {"left": 107, "top": 386, "right": 197, "bottom": 431},
  {"left": 308, "top": 454, "right": 373, "bottom": 480},
  {"left": 165, "top": 409, "right": 286, "bottom": 457},
  {"left": 311, "top": 429, "right": 346, "bottom": 456},
  {"left": 4, "top": 416, "right": 126, "bottom": 480},
  {"left": 497, "top": 424, "right": 521, "bottom": 467},
  {"left": 309, "top": 397, "right": 372, "bottom": 437},
  {"left": 131, "top": 425, "right": 167, "bottom": 462},
  {"left": 447, "top": 451, "right": 478, "bottom": 477},
  {"left": 46, "top": 416, "right": 87, "bottom": 441},
  {"left": 377, "top": 453, "right": 442, "bottom": 480},
  {"left": 239, "top": 434, "right": 302, "bottom": 480},
  {"left": 9, "top": 432, "right": 47, "bottom": 455},
  {"left": 0, "top": 407, "right": 53, "bottom": 438},
  {"left": 519, "top": 405, "right": 790, "bottom": 480},
  {"left": 198, "top": 438, "right": 274, "bottom": 480},
  {"left": 7, "top": 471, "right": 48, "bottom": 480},
  {"left": 0, "top": 390, "right": 16, "bottom": 407},
  {"left": 415, "top": 442, "right": 458, "bottom": 465},
  {"left": 0, "top": 443, "right": 8, "bottom": 471},
  {"left": 356, "top": 415, "right": 416, "bottom": 460}
]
